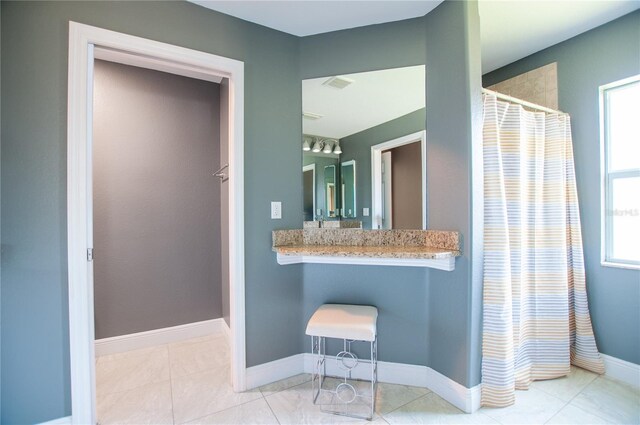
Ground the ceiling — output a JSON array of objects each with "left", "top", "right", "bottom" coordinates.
[
  {"left": 190, "top": 0, "right": 639, "bottom": 73},
  {"left": 479, "top": 1, "right": 640, "bottom": 72},
  {"left": 190, "top": 1, "right": 443, "bottom": 37},
  {"left": 302, "top": 66, "right": 425, "bottom": 139}
]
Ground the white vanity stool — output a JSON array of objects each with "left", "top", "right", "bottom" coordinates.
[{"left": 306, "top": 304, "right": 378, "bottom": 420}]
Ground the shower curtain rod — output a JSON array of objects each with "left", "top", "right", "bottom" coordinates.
[{"left": 482, "top": 88, "right": 564, "bottom": 115}]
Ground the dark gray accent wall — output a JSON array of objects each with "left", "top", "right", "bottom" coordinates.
[
  {"left": 0, "top": 2, "right": 303, "bottom": 423},
  {"left": 389, "top": 142, "right": 422, "bottom": 229},
  {"left": 340, "top": 109, "right": 426, "bottom": 229},
  {"left": 483, "top": 10, "right": 640, "bottom": 365},
  {"left": 300, "top": 0, "right": 483, "bottom": 388},
  {"left": 93, "top": 60, "right": 221, "bottom": 339}
]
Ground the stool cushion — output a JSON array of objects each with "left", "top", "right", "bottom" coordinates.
[{"left": 306, "top": 304, "right": 378, "bottom": 342}]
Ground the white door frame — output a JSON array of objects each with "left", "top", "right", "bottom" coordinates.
[
  {"left": 371, "top": 130, "right": 426, "bottom": 229},
  {"left": 67, "top": 22, "right": 246, "bottom": 424},
  {"left": 381, "top": 151, "right": 393, "bottom": 229}
]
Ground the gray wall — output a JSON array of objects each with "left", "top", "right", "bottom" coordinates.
[
  {"left": 389, "top": 141, "right": 422, "bottom": 229},
  {"left": 341, "top": 109, "right": 426, "bottom": 229},
  {"left": 301, "top": 0, "right": 484, "bottom": 387},
  {"left": 93, "top": 60, "right": 221, "bottom": 339},
  {"left": 483, "top": 10, "right": 640, "bottom": 365},
  {"left": 1, "top": 2, "right": 303, "bottom": 423},
  {"left": 425, "top": 0, "right": 483, "bottom": 388}
]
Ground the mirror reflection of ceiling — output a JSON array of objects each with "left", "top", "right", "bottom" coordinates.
[
  {"left": 190, "top": 1, "right": 639, "bottom": 73},
  {"left": 302, "top": 65, "right": 425, "bottom": 139}
]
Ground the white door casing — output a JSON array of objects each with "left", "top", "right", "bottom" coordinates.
[{"left": 67, "top": 22, "right": 245, "bottom": 424}]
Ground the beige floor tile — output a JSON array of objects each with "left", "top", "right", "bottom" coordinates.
[
  {"left": 546, "top": 404, "right": 614, "bottom": 424},
  {"left": 168, "top": 334, "right": 226, "bottom": 350},
  {"left": 259, "top": 373, "right": 312, "bottom": 396},
  {"left": 184, "top": 397, "right": 279, "bottom": 425},
  {"left": 171, "top": 368, "right": 262, "bottom": 423},
  {"left": 375, "top": 382, "right": 431, "bottom": 415},
  {"left": 169, "top": 336, "right": 229, "bottom": 378},
  {"left": 97, "top": 345, "right": 170, "bottom": 395},
  {"left": 480, "top": 387, "right": 565, "bottom": 425},
  {"left": 384, "top": 392, "right": 497, "bottom": 424},
  {"left": 97, "top": 344, "right": 166, "bottom": 363},
  {"left": 265, "top": 381, "right": 375, "bottom": 424},
  {"left": 570, "top": 376, "right": 640, "bottom": 425},
  {"left": 323, "top": 378, "right": 431, "bottom": 415},
  {"left": 97, "top": 380, "right": 173, "bottom": 425},
  {"left": 531, "top": 366, "right": 598, "bottom": 402}
]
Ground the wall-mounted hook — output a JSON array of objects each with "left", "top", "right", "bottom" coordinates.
[{"left": 213, "top": 163, "right": 229, "bottom": 181}]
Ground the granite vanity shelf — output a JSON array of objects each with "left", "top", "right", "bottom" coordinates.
[{"left": 272, "top": 229, "right": 461, "bottom": 271}]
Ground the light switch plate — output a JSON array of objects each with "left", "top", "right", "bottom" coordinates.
[
  {"left": 363, "top": 208, "right": 370, "bottom": 216},
  {"left": 271, "top": 201, "right": 282, "bottom": 219}
]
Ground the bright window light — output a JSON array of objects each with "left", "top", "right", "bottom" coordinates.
[{"left": 601, "top": 75, "right": 640, "bottom": 268}]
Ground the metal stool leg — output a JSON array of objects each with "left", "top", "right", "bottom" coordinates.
[{"left": 370, "top": 336, "right": 378, "bottom": 419}]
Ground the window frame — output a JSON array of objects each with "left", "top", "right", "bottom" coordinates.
[{"left": 599, "top": 74, "right": 640, "bottom": 270}]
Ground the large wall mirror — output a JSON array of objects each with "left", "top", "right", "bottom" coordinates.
[{"left": 301, "top": 65, "right": 426, "bottom": 229}]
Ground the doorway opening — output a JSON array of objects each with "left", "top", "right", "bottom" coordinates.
[
  {"left": 371, "top": 130, "right": 426, "bottom": 229},
  {"left": 67, "top": 22, "right": 245, "bottom": 424}
]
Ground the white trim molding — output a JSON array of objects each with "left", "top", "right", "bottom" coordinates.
[
  {"left": 246, "top": 354, "right": 306, "bottom": 389},
  {"left": 602, "top": 354, "right": 640, "bottom": 389},
  {"left": 245, "top": 353, "right": 480, "bottom": 413},
  {"left": 37, "top": 416, "right": 72, "bottom": 425},
  {"left": 425, "top": 367, "right": 481, "bottom": 413},
  {"left": 67, "top": 22, "right": 245, "bottom": 425},
  {"left": 276, "top": 253, "right": 455, "bottom": 271},
  {"left": 94, "top": 319, "right": 229, "bottom": 357}
]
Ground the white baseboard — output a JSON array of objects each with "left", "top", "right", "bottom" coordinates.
[
  {"left": 246, "top": 352, "right": 480, "bottom": 413},
  {"left": 302, "top": 353, "right": 432, "bottom": 387},
  {"left": 95, "top": 318, "right": 228, "bottom": 357},
  {"left": 246, "top": 353, "right": 305, "bottom": 389},
  {"left": 302, "top": 354, "right": 480, "bottom": 412},
  {"left": 37, "top": 416, "right": 72, "bottom": 425},
  {"left": 602, "top": 354, "right": 640, "bottom": 389},
  {"left": 222, "top": 318, "right": 231, "bottom": 339},
  {"left": 425, "top": 367, "right": 481, "bottom": 413}
]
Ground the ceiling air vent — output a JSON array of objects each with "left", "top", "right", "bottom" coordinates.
[
  {"left": 322, "top": 76, "right": 354, "bottom": 89},
  {"left": 303, "top": 111, "right": 323, "bottom": 120}
]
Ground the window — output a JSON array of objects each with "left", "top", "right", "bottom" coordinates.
[{"left": 600, "top": 75, "right": 640, "bottom": 269}]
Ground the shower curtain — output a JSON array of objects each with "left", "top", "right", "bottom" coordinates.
[{"left": 481, "top": 93, "right": 604, "bottom": 408}]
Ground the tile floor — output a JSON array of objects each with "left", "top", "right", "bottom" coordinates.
[{"left": 96, "top": 334, "right": 640, "bottom": 424}]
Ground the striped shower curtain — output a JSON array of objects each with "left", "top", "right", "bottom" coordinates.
[{"left": 481, "top": 93, "right": 605, "bottom": 407}]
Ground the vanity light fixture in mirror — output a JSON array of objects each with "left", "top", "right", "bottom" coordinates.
[
  {"left": 302, "top": 136, "right": 312, "bottom": 151},
  {"left": 303, "top": 136, "right": 341, "bottom": 154}
]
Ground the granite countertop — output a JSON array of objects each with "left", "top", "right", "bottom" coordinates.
[{"left": 272, "top": 228, "right": 461, "bottom": 260}]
